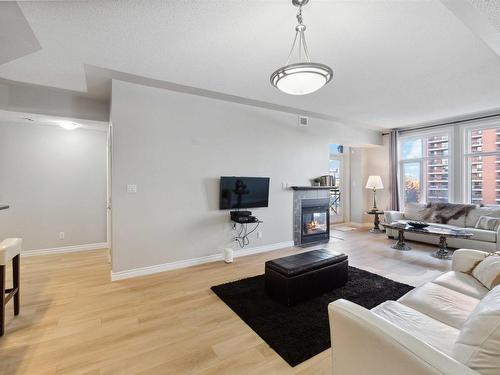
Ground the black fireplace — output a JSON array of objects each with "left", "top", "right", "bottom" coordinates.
[{"left": 300, "top": 198, "right": 330, "bottom": 245}]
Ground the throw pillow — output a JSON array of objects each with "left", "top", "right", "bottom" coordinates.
[
  {"left": 472, "top": 254, "right": 500, "bottom": 289},
  {"left": 475, "top": 216, "right": 500, "bottom": 231}
]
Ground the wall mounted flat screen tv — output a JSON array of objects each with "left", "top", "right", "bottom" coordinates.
[{"left": 219, "top": 177, "right": 270, "bottom": 209}]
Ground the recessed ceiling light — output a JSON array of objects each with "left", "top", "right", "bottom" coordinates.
[{"left": 57, "top": 121, "right": 81, "bottom": 130}]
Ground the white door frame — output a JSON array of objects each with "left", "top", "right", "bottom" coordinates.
[{"left": 106, "top": 123, "right": 113, "bottom": 263}]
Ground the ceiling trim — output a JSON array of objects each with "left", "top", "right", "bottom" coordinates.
[{"left": 84, "top": 65, "right": 378, "bottom": 130}]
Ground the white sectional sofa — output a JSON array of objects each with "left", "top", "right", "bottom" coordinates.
[
  {"left": 328, "top": 249, "right": 500, "bottom": 375},
  {"left": 385, "top": 203, "right": 500, "bottom": 252}
]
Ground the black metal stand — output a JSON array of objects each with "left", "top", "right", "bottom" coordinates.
[
  {"left": 391, "top": 229, "right": 411, "bottom": 251},
  {"left": 232, "top": 219, "right": 262, "bottom": 248},
  {"left": 432, "top": 236, "right": 452, "bottom": 260},
  {"left": 366, "top": 210, "right": 384, "bottom": 234}
]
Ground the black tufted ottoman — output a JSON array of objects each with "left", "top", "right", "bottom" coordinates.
[{"left": 265, "top": 249, "right": 348, "bottom": 306}]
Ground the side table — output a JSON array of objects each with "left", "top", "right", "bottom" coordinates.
[{"left": 366, "top": 210, "right": 384, "bottom": 233}]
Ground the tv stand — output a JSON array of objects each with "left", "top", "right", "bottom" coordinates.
[
  {"left": 231, "top": 216, "right": 260, "bottom": 224},
  {"left": 231, "top": 212, "right": 262, "bottom": 248},
  {"left": 230, "top": 210, "right": 258, "bottom": 224}
]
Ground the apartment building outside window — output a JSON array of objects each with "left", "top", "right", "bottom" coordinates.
[
  {"left": 464, "top": 125, "right": 500, "bottom": 205},
  {"left": 397, "top": 121, "right": 500, "bottom": 206},
  {"left": 399, "top": 131, "right": 450, "bottom": 205}
]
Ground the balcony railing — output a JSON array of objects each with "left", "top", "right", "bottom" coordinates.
[
  {"left": 427, "top": 146, "right": 448, "bottom": 152},
  {"left": 427, "top": 172, "right": 448, "bottom": 175}
]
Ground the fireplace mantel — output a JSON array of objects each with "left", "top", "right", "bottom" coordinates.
[{"left": 290, "top": 186, "right": 336, "bottom": 190}]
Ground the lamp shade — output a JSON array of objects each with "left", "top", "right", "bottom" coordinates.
[{"left": 365, "top": 175, "right": 384, "bottom": 189}]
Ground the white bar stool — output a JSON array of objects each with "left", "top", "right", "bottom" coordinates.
[{"left": 0, "top": 238, "right": 22, "bottom": 336}]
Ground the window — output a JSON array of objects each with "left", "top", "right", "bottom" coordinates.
[
  {"left": 399, "top": 132, "right": 450, "bottom": 205},
  {"left": 397, "top": 121, "right": 500, "bottom": 206},
  {"left": 464, "top": 125, "right": 500, "bottom": 205}
]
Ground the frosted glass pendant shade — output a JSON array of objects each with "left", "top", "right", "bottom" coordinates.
[{"left": 271, "top": 63, "right": 333, "bottom": 95}]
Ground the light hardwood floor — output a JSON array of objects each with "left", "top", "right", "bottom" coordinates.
[{"left": 0, "top": 229, "right": 451, "bottom": 375}]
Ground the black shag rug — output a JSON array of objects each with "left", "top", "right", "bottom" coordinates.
[{"left": 211, "top": 266, "right": 413, "bottom": 367}]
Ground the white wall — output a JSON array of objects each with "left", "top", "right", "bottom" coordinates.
[
  {"left": 0, "top": 121, "right": 107, "bottom": 251},
  {"left": 350, "top": 134, "right": 391, "bottom": 224},
  {"left": 349, "top": 147, "right": 367, "bottom": 224},
  {"left": 110, "top": 80, "right": 381, "bottom": 274}
]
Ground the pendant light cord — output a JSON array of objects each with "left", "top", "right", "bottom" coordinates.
[
  {"left": 301, "top": 29, "right": 311, "bottom": 62},
  {"left": 285, "top": 31, "right": 300, "bottom": 65},
  {"left": 285, "top": 5, "right": 312, "bottom": 65}
]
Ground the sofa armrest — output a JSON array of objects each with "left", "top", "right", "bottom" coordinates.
[
  {"left": 452, "top": 249, "right": 489, "bottom": 273},
  {"left": 384, "top": 210, "right": 404, "bottom": 224},
  {"left": 328, "top": 299, "right": 478, "bottom": 375}
]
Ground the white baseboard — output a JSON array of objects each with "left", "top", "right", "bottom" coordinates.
[
  {"left": 21, "top": 242, "right": 108, "bottom": 257},
  {"left": 110, "top": 240, "right": 294, "bottom": 281}
]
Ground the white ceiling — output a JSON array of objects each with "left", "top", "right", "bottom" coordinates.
[{"left": 1, "top": 0, "right": 500, "bottom": 130}]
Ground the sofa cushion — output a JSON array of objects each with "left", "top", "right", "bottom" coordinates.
[
  {"left": 472, "top": 254, "right": 500, "bottom": 289},
  {"left": 466, "top": 207, "right": 500, "bottom": 228},
  {"left": 452, "top": 286, "right": 500, "bottom": 375},
  {"left": 372, "top": 300, "right": 460, "bottom": 356},
  {"left": 397, "top": 282, "right": 480, "bottom": 329},
  {"left": 446, "top": 217, "right": 466, "bottom": 227},
  {"left": 403, "top": 203, "right": 428, "bottom": 221},
  {"left": 461, "top": 228, "right": 497, "bottom": 243},
  {"left": 432, "top": 271, "right": 489, "bottom": 299}
]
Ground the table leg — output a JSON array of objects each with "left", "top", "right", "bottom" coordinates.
[
  {"left": 369, "top": 213, "right": 383, "bottom": 233},
  {"left": 432, "top": 236, "right": 452, "bottom": 260},
  {"left": 391, "top": 229, "right": 411, "bottom": 251}
]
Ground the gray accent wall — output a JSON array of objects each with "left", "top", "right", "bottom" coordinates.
[
  {"left": 110, "top": 80, "right": 381, "bottom": 273},
  {"left": 0, "top": 121, "right": 107, "bottom": 250}
]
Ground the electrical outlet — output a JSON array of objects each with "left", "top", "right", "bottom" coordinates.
[
  {"left": 257, "top": 231, "right": 263, "bottom": 239},
  {"left": 59, "top": 232, "right": 65, "bottom": 240}
]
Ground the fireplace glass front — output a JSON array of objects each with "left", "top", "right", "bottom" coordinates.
[
  {"left": 300, "top": 198, "right": 330, "bottom": 245},
  {"left": 302, "top": 212, "right": 328, "bottom": 236}
]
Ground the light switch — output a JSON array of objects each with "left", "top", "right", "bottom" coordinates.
[{"left": 127, "top": 184, "right": 137, "bottom": 193}]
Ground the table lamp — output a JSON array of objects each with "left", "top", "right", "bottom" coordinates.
[{"left": 366, "top": 175, "right": 384, "bottom": 212}]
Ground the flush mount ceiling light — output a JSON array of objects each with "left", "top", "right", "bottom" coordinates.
[
  {"left": 56, "top": 121, "right": 81, "bottom": 130},
  {"left": 270, "top": 0, "right": 333, "bottom": 95}
]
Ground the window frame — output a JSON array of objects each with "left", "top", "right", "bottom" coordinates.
[
  {"left": 398, "top": 127, "right": 454, "bottom": 205},
  {"left": 461, "top": 119, "right": 500, "bottom": 205}
]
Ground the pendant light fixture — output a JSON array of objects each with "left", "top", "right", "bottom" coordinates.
[{"left": 270, "top": 0, "right": 333, "bottom": 95}]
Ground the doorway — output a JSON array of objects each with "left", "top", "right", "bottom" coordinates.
[{"left": 329, "top": 144, "right": 345, "bottom": 223}]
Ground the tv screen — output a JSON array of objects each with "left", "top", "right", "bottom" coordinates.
[{"left": 219, "top": 177, "right": 270, "bottom": 209}]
